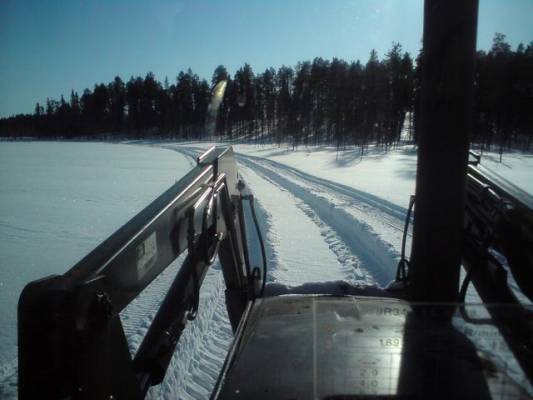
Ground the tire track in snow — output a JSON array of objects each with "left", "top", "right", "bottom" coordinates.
[
  {"left": 239, "top": 154, "right": 411, "bottom": 258},
  {"left": 239, "top": 153, "right": 409, "bottom": 229},
  {"left": 120, "top": 259, "right": 233, "bottom": 400},
  {"left": 236, "top": 155, "right": 399, "bottom": 286},
  {"left": 238, "top": 166, "right": 365, "bottom": 286},
  {"left": 146, "top": 265, "right": 232, "bottom": 400},
  {"left": 160, "top": 144, "right": 400, "bottom": 285}
]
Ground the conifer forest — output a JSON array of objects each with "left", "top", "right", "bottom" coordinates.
[{"left": 1, "top": 34, "right": 532, "bottom": 152}]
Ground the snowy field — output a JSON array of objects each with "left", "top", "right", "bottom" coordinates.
[{"left": 1, "top": 140, "right": 532, "bottom": 398}]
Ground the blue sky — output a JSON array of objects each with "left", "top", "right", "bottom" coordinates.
[{"left": 1, "top": 0, "right": 532, "bottom": 118}]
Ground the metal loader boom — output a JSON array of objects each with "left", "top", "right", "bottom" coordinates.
[{"left": 18, "top": 146, "right": 260, "bottom": 399}]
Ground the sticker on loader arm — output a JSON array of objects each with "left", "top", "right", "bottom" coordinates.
[{"left": 136, "top": 232, "right": 158, "bottom": 280}]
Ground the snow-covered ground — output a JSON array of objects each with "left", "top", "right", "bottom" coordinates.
[{"left": 1, "top": 140, "right": 532, "bottom": 398}]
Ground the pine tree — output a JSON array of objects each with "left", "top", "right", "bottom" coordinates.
[
  {"left": 275, "top": 65, "right": 294, "bottom": 145},
  {"left": 233, "top": 63, "right": 256, "bottom": 137},
  {"left": 212, "top": 65, "right": 229, "bottom": 86},
  {"left": 109, "top": 77, "right": 125, "bottom": 133},
  {"left": 310, "top": 57, "right": 329, "bottom": 144}
]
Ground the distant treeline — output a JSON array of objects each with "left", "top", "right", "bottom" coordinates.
[{"left": 1, "top": 34, "right": 532, "bottom": 151}]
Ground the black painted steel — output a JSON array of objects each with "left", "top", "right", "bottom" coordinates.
[{"left": 409, "top": 0, "right": 479, "bottom": 302}]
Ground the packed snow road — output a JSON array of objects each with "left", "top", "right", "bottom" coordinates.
[{"left": 162, "top": 144, "right": 405, "bottom": 286}]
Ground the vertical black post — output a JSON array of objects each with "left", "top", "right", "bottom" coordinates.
[{"left": 409, "top": 0, "right": 478, "bottom": 302}]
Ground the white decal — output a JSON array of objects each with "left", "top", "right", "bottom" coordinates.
[{"left": 136, "top": 232, "right": 157, "bottom": 280}]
